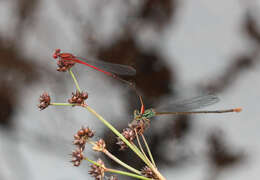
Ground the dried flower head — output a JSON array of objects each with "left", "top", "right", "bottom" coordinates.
[
  {"left": 116, "top": 128, "right": 136, "bottom": 150},
  {"left": 122, "top": 128, "right": 136, "bottom": 141},
  {"left": 141, "top": 166, "right": 159, "bottom": 179},
  {"left": 68, "top": 90, "right": 88, "bottom": 105},
  {"left": 89, "top": 159, "right": 105, "bottom": 180},
  {"left": 38, "top": 92, "right": 51, "bottom": 110},
  {"left": 129, "top": 119, "right": 148, "bottom": 134},
  {"left": 93, "top": 139, "right": 106, "bottom": 152},
  {"left": 56, "top": 59, "right": 76, "bottom": 72},
  {"left": 73, "top": 126, "right": 94, "bottom": 149},
  {"left": 53, "top": 49, "right": 76, "bottom": 72},
  {"left": 71, "top": 148, "right": 84, "bottom": 167}
]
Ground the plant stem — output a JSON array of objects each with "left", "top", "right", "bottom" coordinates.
[
  {"left": 69, "top": 69, "right": 81, "bottom": 92},
  {"left": 150, "top": 166, "right": 166, "bottom": 180},
  {"left": 135, "top": 130, "right": 151, "bottom": 166},
  {"left": 84, "top": 157, "right": 101, "bottom": 166},
  {"left": 106, "top": 168, "right": 152, "bottom": 180},
  {"left": 84, "top": 106, "right": 149, "bottom": 165},
  {"left": 141, "top": 134, "right": 156, "bottom": 167},
  {"left": 50, "top": 103, "right": 74, "bottom": 106},
  {"left": 84, "top": 158, "right": 152, "bottom": 180},
  {"left": 103, "top": 149, "right": 141, "bottom": 175},
  {"left": 89, "top": 140, "right": 140, "bottom": 174},
  {"left": 135, "top": 134, "right": 165, "bottom": 180},
  {"left": 85, "top": 107, "right": 167, "bottom": 179}
]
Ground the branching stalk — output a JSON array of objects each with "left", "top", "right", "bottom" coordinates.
[
  {"left": 106, "top": 168, "right": 152, "bottom": 180},
  {"left": 84, "top": 158, "right": 152, "bottom": 180},
  {"left": 103, "top": 149, "right": 141, "bottom": 175},
  {"left": 134, "top": 130, "right": 151, "bottom": 166},
  {"left": 50, "top": 103, "right": 74, "bottom": 106},
  {"left": 85, "top": 105, "right": 149, "bottom": 165},
  {"left": 69, "top": 69, "right": 166, "bottom": 180},
  {"left": 69, "top": 69, "right": 81, "bottom": 92},
  {"left": 141, "top": 134, "right": 156, "bottom": 167}
]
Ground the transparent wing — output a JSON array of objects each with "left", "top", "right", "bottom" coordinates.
[
  {"left": 76, "top": 56, "right": 136, "bottom": 76},
  {"left": 155, "top": 94, "right": 220, "bottom": 112}
]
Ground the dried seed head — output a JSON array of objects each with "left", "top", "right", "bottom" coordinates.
[
  {"left": 56, "top": 59, "right": 76, "bottom": 72},
  {"left": 54, "top": 49, "right": 76, "bottom": 72},
  {"left": 68, "top": 90, "right": 88, "bottom": 105},
  {"left": 84, "top": 127, "right": 94, "bottom": 137},
  {"left": 122, "top": 128, "right": 136, "bottom": 141},
  {"left": 93, "top": 139, "right": 106, "bottom": 152},
  {"left": 38, "top": 92, "right": 51, "bottom": 110},
  {"left": 89, "top": 159, "right": 105, "bottom": 180},
  {"left": 81, "top": 92, "right": 88, "bottom": 99},
  {"left": 129, "top": 119, "right": 148, "bottom": 134},
  {"left": 116, "top": 128, "right": 136, "bottom": 150},
  {"left": 73, "top": 126, "right": 95, "bottom": 149},
  {"left": 141, "top": 166, "right": 159, "bottom": 179},
  {"left": 78, "top": 129, "right": 85, "bottom": 136},
  {"left": 71, "top": 148, "right": 84, "bottom": 167}
]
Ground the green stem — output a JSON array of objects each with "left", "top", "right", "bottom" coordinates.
[
  {"left": 135, "top": 130, "right": 151, "bottom": 166},
  {"left": 103, "top": 149, "right": 141, "bottom": 175},
  {"left": 69, "top": 69, "right": 81, "bottom": 92},
  {"left": 84, "top": 157, "right": 100, "bottom": 166},
  {"left": 84, "top": 106, "right": 149, "bottom": 165},
  {"left": 50, "top": 103, "right": 75, "bottom": 106},
  {"left": 84, "top": 158, "right": 151, "bottom": 180},
  {"left": 131, "top": 143, "right": 149, "bottom": 162},
  {"left": 107, "top": 168, "right": 152, "bottom": 180},
  {"left": 141, "top": 134, "right": 156, "bottom": 167}
]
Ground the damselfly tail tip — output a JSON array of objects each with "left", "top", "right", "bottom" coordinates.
[{"left": 233, "top": 107, "right": 242, "bottom": 113}]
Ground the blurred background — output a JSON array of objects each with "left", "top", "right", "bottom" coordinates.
[{"left": 0, "top": 0, "right": 259, "bottom": 179}]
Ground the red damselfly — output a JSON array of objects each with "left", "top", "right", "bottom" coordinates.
[{"left": 53, "top": 49, "right": 136, "bottom": 87}]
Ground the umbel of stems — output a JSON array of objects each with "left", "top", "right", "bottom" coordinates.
[{"left": 39, "top": 67, "right": 165, "bottom": 180}]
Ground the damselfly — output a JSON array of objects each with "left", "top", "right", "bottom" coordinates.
[
  {"left": 134, "top": 94, "right": 241, "bottom": 122},
  {"left": 53, "top": 49, "right": 136, "bottom": 87}
]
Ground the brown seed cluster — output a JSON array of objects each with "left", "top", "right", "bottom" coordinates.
[
  {"left": 89, "top": 159, "right": 105, "bottom": 180},
  {"left": 93, "top": 139, "right": 106, "bottom": 152},
  {"left": 141, "top": 166, "right": 159, "bottom": 180},
  {"left": 116, "top": 128, "right": 136, "bottom": 150},
  {"left": 117, "top": 118, "right": 149, "bottom": 151},
  {"left": 38, "top": 92, "right": 51, "bottom": 110},
  {"left": 54, "top": 49, "right": 76, "bottom": 72},
  {"left": 129, "top": 119, "right": 148, "bottom": 134},
  {"left": 73, "top": 126, "right": 94, "bottom": 150},
  {"left": 68, "top": 90, "right": 88, "bottom": 105},
  {"left": 56, "top": 58, "right": 76, "bottom": 72},
  {"left": 71, "top": 127, "right": 94, "bottom": 167},
  {"left": 71, "top": 148, "right": 84, "bottom": 167}
]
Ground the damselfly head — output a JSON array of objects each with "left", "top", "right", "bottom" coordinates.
[{"left": 53, "top": 49, "right": 61, "bottom": 59}]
